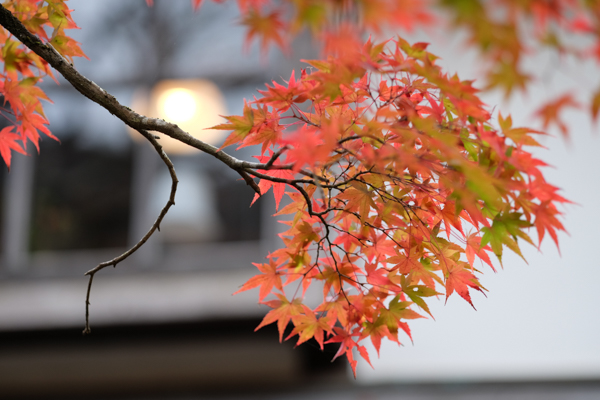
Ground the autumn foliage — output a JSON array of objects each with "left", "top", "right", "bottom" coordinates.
[
  {"left": 225, "top": 37, "right": 569, "bottom": 374},
  {"left": 0, "top": 0, "right": 589, "bottom": 376},
  {"left": 0, "top": 0, "right": 83, "bottom": 166}
]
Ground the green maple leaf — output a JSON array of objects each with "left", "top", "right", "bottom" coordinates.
[
  {"left": 212, "top": 101, "right": 255, "bottom": 148},
  {"left": 480, "top": 212, "right": 533, "bottom": 263}
]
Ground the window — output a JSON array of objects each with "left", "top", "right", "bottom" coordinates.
[{"left": 30, "top": 136, "right": 132, "bottom": 251}]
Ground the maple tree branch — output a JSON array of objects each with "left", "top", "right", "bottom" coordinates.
[
  {"left": 322, "top": 169, "right": 373, "bottom": 189},
  {"left": 235, "top": 167, "right": 261, "bottom": 194},
  {"left": 246, "top": 168, "right": 313, "bottom": 185},
  {"left": 0, "top": 4, "right": 366, "bottom": 327},
  {"left": 0, "top": 6, "right": 346, "bottom": 220},
  {"left": 338, "top": 135, "right": 385, "bottom": 146},
  {"left": 82, "top": 129, "right": 178, "bottom": 334},
  {"left": 0, "top": 5, "right": 290, "bottom": 192},
  {"left": 264, "top": 145, "right": 288, "bottom": 168},
  {"left": 297, "top": 169, "right": 329, "bottom": 183}
]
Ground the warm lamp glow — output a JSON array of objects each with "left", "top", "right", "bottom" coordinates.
[
  {"left": 158, "top": 88, "right": 197, "bottom": 123},
  {"left": 129, "top": 79, "right": 228, "bottom": 155}
]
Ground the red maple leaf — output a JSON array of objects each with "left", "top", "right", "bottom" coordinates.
[
  {"left": 465, "top": 233, "right": 495, "bottom": 272},
  {"left": 326, "top": 326, "right": 372, "bottom": 377},
  {"left": 535, "top": 94, "right": 579, "bottom": 137},
  {"left": 242, "top": 8, "right": 287, "bottom": 54},
  {"left": 283, "top": 123, "right": 338, "bottom": 172},
  {"left": 250, "top": 153, "right": 294, "bottom": 210},
  {"left": 257, "top": 70, "right": 308, "bottom": 112},
  {"left": 0, "top": 126, "right": 26, "bottom": 169},
  {"left": 192, "top": 0, "right": 203, "bottom": 11}
]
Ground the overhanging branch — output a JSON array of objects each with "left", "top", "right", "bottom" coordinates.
[
  {"left": 0, "top": 5, "right": 319, "bottom": 333},
  {"left": 0, "top": 4, "right": 289, "bottom": 190}
]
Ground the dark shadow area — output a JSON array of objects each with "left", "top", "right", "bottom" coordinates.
[
  {"left": 30, "top": 137, "right": 132, "bottom": 251},
  {"left": 213, "top": 168, "right": 262, "bottom": 242},
  {"left": 0, "top": 318, "right": 349, "bottom": 399}
]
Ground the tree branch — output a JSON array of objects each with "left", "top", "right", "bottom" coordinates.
[
  {"left": 82, "top": 129, "right": 178, "bottom": 334},
  {"left": 0, "top": 4, "right": 289, "bottom": 191},
  {"left": 0, "top": 5, "right": 309, "bottom": 333}
]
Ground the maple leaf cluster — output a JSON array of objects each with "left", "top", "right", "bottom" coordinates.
[
  {"left": 230, "top": 0, "right": 600, "bottom": 135},
  {"left": 0, "top": 0, "right": 84, "bottom": 168},
  {"left": 227, "top": 37, "right": 569, "bottom": 375},
  {"left": 2, "top": 1, "right": 599, "bottom": 165}
]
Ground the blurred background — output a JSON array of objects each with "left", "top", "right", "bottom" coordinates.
[{"left": 0, "top": 1, "right": 599, "bottom": 399}]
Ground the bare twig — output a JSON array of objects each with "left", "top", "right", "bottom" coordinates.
[{"left": 82, "top": 129, "right": 178, "bottom": 334}]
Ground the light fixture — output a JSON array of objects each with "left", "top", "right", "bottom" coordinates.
[
  {"left": 130, "top": 79, "right": 228, "bottom": 154},
  {"left": 128, "top": 79, "right": 228, "bottom": 245}
]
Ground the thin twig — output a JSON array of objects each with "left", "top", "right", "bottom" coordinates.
[
  {"left": 235, "top": 168, "right": 261, "bottom": 194},
  {"left": 264, "top": 145, "right": 288, "bottom": 168},
  {"left": 82, "top": 129, "right": 178, "bottom": 334}
]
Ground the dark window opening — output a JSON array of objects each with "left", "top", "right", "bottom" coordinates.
[
  {"left": 0, "top": 167, "right": 5, "bottom": 253},
  {"left": 213, "top": 168, "right": 262, "bottom": 242},
  {"left": 30, "top": 136, "right": 132, "bottom": 251},
  {"left": 0, "top": 103, "right": 12, "bottom": 254}
]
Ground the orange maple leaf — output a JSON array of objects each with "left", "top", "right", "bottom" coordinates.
[
  {"left": 361, "top": 318, "right": 399, "bottom": 356},
  {"left": 242, "top": 8, "right": 287, "bottom": 54},
  {"left": 233, "top": 259, "right": 283, "bottom": 302},
  {"left": 255, "top": 294, "right": 304, "bottom": 341},
  {"left": 337, "top": 181, "right": 376, "bottom": 223},
  {"left": 287, "top": 305, "right": 334, "bottom": 349},
  {"left": 535, "top": 94, "right": 579, "bottom": 137},
  {"left": 444, "top": 262, "right": 486, "bottom": 308},
  {"left": 213, "top": 101, "right": 255, "bottom": 149}
]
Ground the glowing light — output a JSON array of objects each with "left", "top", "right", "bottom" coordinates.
[
  {"left": 158, "top": 89, "right": 197, "bottom": 123},
  {"left": 129, "top": 79, "right": 228, "bottom": 154}
]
